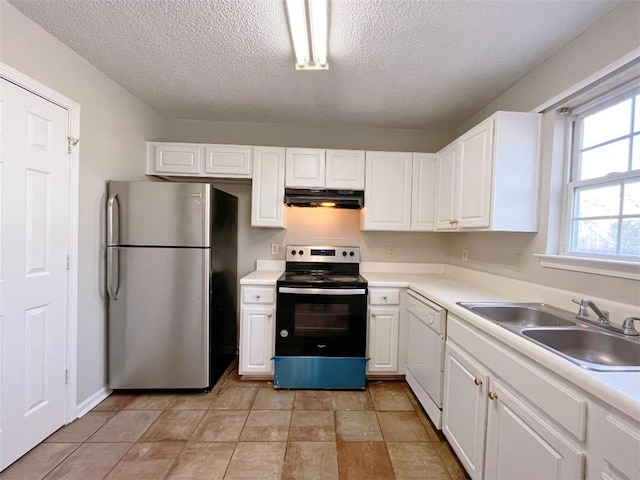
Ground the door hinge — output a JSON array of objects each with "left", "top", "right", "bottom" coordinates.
[
  {"left": 67, "top": 137, "right": 79, "bottom": 154},
  {"left": 66, "top": 254, "right": 71, "bottom": 270},
  {"left": 65, "top": 368, "right": 69, "bottom": 384}
]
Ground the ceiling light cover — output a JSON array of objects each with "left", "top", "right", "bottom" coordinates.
[
  {"left": 309, "top": 0, "right": 328, "bottom": 67},
  {"left": 284, "top": 0, "right": 329, "bottom": 70}
]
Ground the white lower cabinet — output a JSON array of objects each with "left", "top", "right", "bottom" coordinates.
[
  {"left": 443, "top": 342, "right": 489, "bottom": 479},
  {"left": 484, "top": 379, "right": 584, "bottom": 480},
  {"left": 367, "top": 288, "right": 401, "bottom": 373},
  {"left": 443, "top": 316, "right": 586, "bottom": 480},
  {"left": 592, "top": 406, "right": 640, "bottom": 480},
  {"left": 239, "top": 286, "right": 275, "bottom": 375}
]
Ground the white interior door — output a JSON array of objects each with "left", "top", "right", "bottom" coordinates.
[{"left": 0, "top": 78, "right": 70, "bottom": 470}]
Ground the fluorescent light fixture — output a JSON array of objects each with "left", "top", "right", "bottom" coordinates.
[{"left": 284, "top": 0, "right": 329, "bottom": 70}]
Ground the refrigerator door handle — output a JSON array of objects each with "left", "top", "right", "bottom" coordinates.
[
  {"left": 106, "top": 192, "right": 119, "bottom": 246},
  {"left": 107, "top": 247, "right": 120, "bottom": 300}
]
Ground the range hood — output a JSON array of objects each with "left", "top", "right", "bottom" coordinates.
[{"left": 284, "top": 188, "right": 364, "bottom": 209}]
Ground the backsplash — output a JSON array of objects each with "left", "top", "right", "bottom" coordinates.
[{"left": 213, "top": 182, "right": 447, "bottom": 281}]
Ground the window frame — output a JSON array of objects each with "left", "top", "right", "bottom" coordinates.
[{"left": 561, "top": 85, "right": 640, "bottom": 262}]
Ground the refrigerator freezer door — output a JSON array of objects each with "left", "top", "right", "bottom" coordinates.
[
  {"left": 107, "top": 181, "right": 211, "bottom": 247},
  {"left": 108, "top": 246, "right": 210, "bottom": 389}
]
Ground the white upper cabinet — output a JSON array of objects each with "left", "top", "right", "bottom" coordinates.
[
  {"left": 146, "top": 142, "right": 252, "bottom": 178},
  {"left": 435, "top": 143, "right": 458, "bottom": 230},
  {"left": 285, "top": 148, "right": 365, "bottom": 189},
  {"left": 362, "top": 151, "right": 413, "bottom": 231},
  {"left": 458, "top": 119, "right": 494, "bottom": 229},
  {"left": 204, "top": 144, "right": 252, "bottom": 177},
  {"left": 251, "top": 146, "right": 286, "bottom": 228},
  {"left": 147, "top": 143, "right": 203, "bottom": 175},
  {"left": 325, "top": 149, "right": 366, "bottom": 189},
  {"left": 285, "top": 148, "right": 326, "bottom": 187},
  {"left": 435, "top": 111, "right": 541, "bottom": 232},
  {"left": 411, "top": 153, "right": 437, "bottom": 231}
]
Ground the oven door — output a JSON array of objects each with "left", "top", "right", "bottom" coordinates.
[{"left": 276, "top": 287, "right": 367, "bottom": 357}]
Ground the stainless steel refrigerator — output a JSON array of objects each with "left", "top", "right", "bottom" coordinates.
[{"left": 106, "top": 181, "right": 238, "bottom": 389}]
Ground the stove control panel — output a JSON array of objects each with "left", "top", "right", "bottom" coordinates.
[{"left": 286, "top": 245, "right": 360, "bottom": 263}]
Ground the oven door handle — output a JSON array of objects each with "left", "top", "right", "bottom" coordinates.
[{"left": 278, "top": 287, "right": 367, "bottom": 296}]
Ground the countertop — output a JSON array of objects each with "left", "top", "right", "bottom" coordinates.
[
  {"left": 239, "top": 269, "right": 282, "bottom": 285},
  {"left": 240, "top": 267, "right": 640, "bottom": 419}
]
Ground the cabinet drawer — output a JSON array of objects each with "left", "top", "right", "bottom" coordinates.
[
  {"left": 448, "top": 315, "right": 587, "bottom": 441},
  {"left": 242, "top": 286, "right": 275, "bottom": 304},
  {"left": 369, "top": 289, "right": 400, "bottom": 305}
]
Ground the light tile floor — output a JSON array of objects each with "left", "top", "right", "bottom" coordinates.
[{"left": 2, "top": 362, "right": 469, "bottom": 479}]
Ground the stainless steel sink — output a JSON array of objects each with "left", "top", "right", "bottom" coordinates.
[
  {"left": 522, "top": 328, "right": 640, "bottom": 369},
  {"left": 457, "top": 301, "right": 640, "bottom": 371},
  {"left": 459, "top": 303, "right": 576, "bottom": 328}
]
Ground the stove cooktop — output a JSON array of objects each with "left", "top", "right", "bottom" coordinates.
[{"left": 277, "top": 271, "right": 368, "bottom": 288}]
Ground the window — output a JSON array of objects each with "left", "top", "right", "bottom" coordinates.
[{"left": 565, "top": 88, "right": 640, "bottom": 260}]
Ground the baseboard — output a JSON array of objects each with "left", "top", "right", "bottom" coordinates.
[{"left": 75, "top": 386, "right": 111, "bottom": 418}]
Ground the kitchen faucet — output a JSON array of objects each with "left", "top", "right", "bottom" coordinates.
[
  {"left": 572, "top": 299, "right": 639, "bottom": 336},
  {"left": 572, "top": 298, "right": 610, "bottom": 323}
]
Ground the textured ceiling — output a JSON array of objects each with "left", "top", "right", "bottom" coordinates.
[{"left": 9, "top": 0, "right": 620, "bottom": 130}]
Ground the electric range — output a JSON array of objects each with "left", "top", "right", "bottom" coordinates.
[{"left": 274, "top": 246, "right": 369, "bottom": 389}]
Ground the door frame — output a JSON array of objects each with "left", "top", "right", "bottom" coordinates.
[{"left": 1, "top": 62, "right": 80, "bottom": 423}]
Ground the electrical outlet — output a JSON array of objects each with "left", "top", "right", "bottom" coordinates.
[
  {"left": 387, "top": 246, "right": 395, "bottom": 258},
  {"left": 515, "top": 253, "right": 524, "bottom": 272},
  {"left": 271, "top": 243, "right": 279, "bottom": 255},
  {"left": 462, "top": 249, "right": 468, "bottom": 262}
]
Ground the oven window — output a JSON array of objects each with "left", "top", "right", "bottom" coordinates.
[{"left": 293, "top": 303, "right": 350, "bottom": 337}]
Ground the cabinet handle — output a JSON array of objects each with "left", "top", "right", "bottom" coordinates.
[
  {"left": 372, "top": 313, "right": 376, "bottom": 317},
  {"left": 474, "top": 378, "right": 482, "bottom": 386},
  {"left": 267, "top": 313, "right": 272, "bottom": 318},
  {"left": 256, "top": 295, "right": 261, "bottom": 299},
  {"left": 488, "top": 391, "right": 498, "bottom": 400},
  {"left": 382, "top": 296, "right": 388, "bottom": 300},
  {"left": 452, "top": 219, "right": 459, "bottom": 225}
]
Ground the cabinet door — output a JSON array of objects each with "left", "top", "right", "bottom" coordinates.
[
  {"left": 442, "top": 342, "right": 489, "bottom": 480},
  {"left": 362, "top": 151, "right": 412, "bottom": 231},
  {"left": 149, "top": 143, "right": 203, "bottom": 175},
  {"left": 434, "top": 143, "right": 458, "bottom": 230},
  {"left": 251, "top": 146, "right": 286, "bottom": 228},
  {"left": 204, "top": 145, "right": 252, "bottom": 177},
  {"left": 484, "top": 379, "right": 584, "bottom": 480},
  {"left": 411, "top": 153, "right": 437, "bottom": 231},
  {"left": 285, "top": 148, "right": 326, "bottom": 187},
  {"left": 325, "top": 149, "right": 365, "bottom": 189},
  {"left": 458, "top": 118, "right": 494, "bottom": 229},
  {"left": 595, "top": 410, "right": 640, "bottom": 480},
  {"left": 367, "top": 307, "right": 399, "bottom": 373},
  {"left": 239, "top": 305, "right": 274, "bottom": 375}
]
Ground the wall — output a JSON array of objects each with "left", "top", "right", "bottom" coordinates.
[
  {"left": 444, "top": 2, "right": 640, "bottom": 306},
  {"left": 161, "top": 118, "right": 454, "bottom": 153},
  {"left": 208, "top": 181, "right": 448, "bottom": 281},
  {"left": 0, "top": 1, "right": 165, "bottom": 406},
  {"left": 162, "top": 119, "right": 454, "bottom": 280}
]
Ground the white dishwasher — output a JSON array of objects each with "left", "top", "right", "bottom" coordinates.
[{"left": 405, "top": 290, "right": 446, "bottom": 428}]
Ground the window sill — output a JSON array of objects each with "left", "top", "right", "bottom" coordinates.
[{"left": 535, "top": 254, "right": 640, "bottom": 281}]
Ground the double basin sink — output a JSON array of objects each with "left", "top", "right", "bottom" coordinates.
[{"left": 457, "top": 302, "right": 640, "bottom": 372}]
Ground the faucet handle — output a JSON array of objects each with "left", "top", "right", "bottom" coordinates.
[
  {"left": 572, "top": 298, "right": 589, "bottom": 316},
  {"left": 622, "top": 317, "right": 640, "bottom": 336}
]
